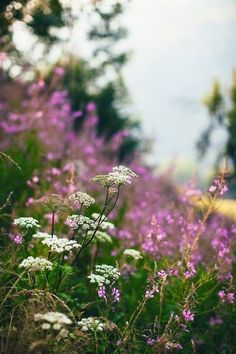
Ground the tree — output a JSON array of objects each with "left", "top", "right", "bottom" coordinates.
[
  {"left": 0, "top": 0, "right": 71, "bottom": 53},
  {"left": 197, "top": 72, "right": 236, "bottom": 186},
  {"left": 1, "top": 0, "right": 140, "bottom": 160}
]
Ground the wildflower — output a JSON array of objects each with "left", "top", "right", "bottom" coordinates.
[
  {"left": 91, "top": 230, "right": 113, "bottom": 244},
  {"left": 157, "top": 270, "right": 167, "bottom": 278},
  {"left": 209, "top": 316, "right": 223, "bottom": 326},
  {"left": 98, "top": 220, "right": 115, "bottom": 231},
  {"left": 19, "top": 256, "right": 53, "bottom": 272},
  {"left": 33, "top": 232, "right": 51, "bottom": 239},
  {"left": 66, "top": 215, "right": 95, "bottom": 230},
  {"left": 208, "top": 176, "right": 228, "bottom": 196},
  {"left": 77, "top": 317, "right": 105, "bottom": 332},
  {"left": 69, "top": 191, "right": 95, "bottom": 207},
  {"left": 41, "top": 235, "right": 81, "bottom": 253},
  {"left": 41, "top": 323, "right": 51, "bottom": 330},
  {"left": 113, "top": 166, "right": 138, "bottom": 178},
  {"left": 183, "top": 262, "right": 196, "bottom": 279},
  {"left": 145, "top": 285, "right": 159, "bottom": 299},
  {"left": 165, "top": 342, "right": 183, "bottom": 350},
  {"left": 88, "top": 264, "right": 120, "bottom": 286},
  {"left": 123, "top": 249, "right": 143, "bottom": 260},
  {"left": 218, "top": 290, "right": 235, "bottom": 304},
  {"left": 54, "top": 66, "right": 65, "bottom": 76},
  {"left": 209, "top": 185, "right": 217, "bottom": 193},
  {"left": 91, "top": 166, "right": 138, "bottom": 187},
  {"left": 13, "top": 217, "right": 40, "bottom": 229},
  {"left": 35, "top": 312, "right": 72, "bottom": 325},
  {"left": 146, "top": 336, "right": 155, "bottom": 346},
  {"left": 14, "top": 234, "right": 23, "bottom": 244},
  {"left": 227, "top": 292, "right": 235, "bottom": 304},
  {"left": 33, "top": 194, "right": 70, "bottom": 213},
  {"left": 35, "top": 312, "right": 72, "bottom": 334},
  {"left": 112, "top": 287, "right": 120, "bottom": 303},
  {"left": 88, "top": 274, "right": 106, "bottom": 286},
  {"left": 218, "top": 290, "right": 226, "bottom": 301},
  {"left": 98, "top": 286, "right": 107, "bottom": 302},
  {"left": 182, "top": 309, "right": 194, "bottom": 322}
]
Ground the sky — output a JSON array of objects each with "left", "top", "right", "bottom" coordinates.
[
  {"left": 121, "top": 0, "right": 236, "bottom": 175},
  {"left": 12, "top": 0, "right": 236, "bottom": 178}
]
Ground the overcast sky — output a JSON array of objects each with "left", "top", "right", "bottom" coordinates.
[{"left": 121, "top": 0, "right": 236, "bottom": 173}]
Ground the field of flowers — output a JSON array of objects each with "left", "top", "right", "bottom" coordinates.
[{"left": 0, "top": 76, "right": 236, "bottom": 354}]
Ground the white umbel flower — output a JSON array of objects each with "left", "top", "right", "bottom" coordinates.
[
  {"left": 112, "top": 165, "right": 138, "bottom": 178},
  {"left": 19, "top": 256, "right": 53, "bottom": 272},
  {"left": 33, "top": 232, "right": 51, "bottom": 239},
  {"left": 34, "top": 311, "right": 72, "bottom": 334},
  {"left": 14, "top": 217, "right": 40, "bottom": 229},
  {"left": 92, "top": 231, "right": 113, "bottom": 244},
  {"left": 66, "top": 215, "right": 95, "bottom": 230},
  {"left": 77, "top": 317, "right": 105, "bottom": 332},
  {"left": 107, "top": 171, "right": 131, "bottom": 185},
  {"left": 88, "top": 264, "right": 120, "bottom": 285},
  {"left": 41, "top": 235, "right": 81, "bottom": 253},
  {"left": 69, "top": 191, "right": 95, "bottom": 207},
  {"left": 91, "top": 165, "right": 138, "bottom": 187},
  {"left": 34, "top": 312, "right": 72, "bottom": 325},
  {"left": 123, "top": 249, "right": 143, "bottom": 260}
]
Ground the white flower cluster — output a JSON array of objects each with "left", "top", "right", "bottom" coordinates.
[
  {"left": 33, "top": 232, "right": 51, "bottom": 239},
  {"left": 19, "top": 256, "right": 53, "bottom": 272},
  {"left": 123, "top": 249, "right": 143, "bottom": 260},
  {"left": 107, "top": 165, "right": 138, "bottom": 185},
  {"left": 14, "top": 217, "right": 40, "bottom": 229},
  {"left": 113, "top": 165, "right": 138, "bottom": 178},
  {"left": 77, "top": 317, "right": 105, "bottom": 332},
  {"left": 34, "top": 312, "right": 72, "bottom": 337},
  {"left": 66, "top": 215, "right": 95, "bottom": 230},
  {"left": 41, "top": 235, "right": 81, "bottom": 253},
  {"left": 88, "top": 264, "right": 120, "bottom": 286},
  {"left": 91, "top": 230, "right": 113, "bottom": 244},
  {"left": 91, "top": 165, "right": 138, "bottom": 187},
  {"left": 69, "top": 191, "right": 95, "bottom": 207}
]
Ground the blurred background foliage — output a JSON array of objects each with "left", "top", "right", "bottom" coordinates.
[
  {"left": 0, "top": 0, "right": 140, "bottom": 160},
  {"left": 197, "top": 72, "right": 236, "bottom": 193}
]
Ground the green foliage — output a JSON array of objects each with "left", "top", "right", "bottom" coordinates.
[
  {"left": 0, "top": 132, "right": 43, "bottom": 221},
  {"left": 0, "top": 0, "right": 71, "bottom": 51},
  {"left": 197, "top": 72, "right": 236, "bottom": 180}
]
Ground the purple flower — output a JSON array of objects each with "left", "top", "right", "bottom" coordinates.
[
  {"left": 218, "top": 290, "right": 234, "bottom": 304},
  {"left": 54, "top": 66, "right": 65, "bottom": 76},
  {"left": 182, "top": 309, "right": 194, "bottom": 322},
  {"left": 227, "top": 292, "right": 235, "bottom": 304},
  {"left": 112, "top": 287, "right": 120, "bottom": 303},
  {"left": 184, "top": 262, "right": 196, "bottom": 279},
  {"left": 146, "top": 336, "right": 155, "bottom": 346},
  {"left": 86, "top": 102, "right": 96, "bottom": 113},
  {"left": 145, "top": 286, "right": 159, "bottom": 299},
  {"left": 157, "top": 270, "right": 167, "bottom": 278},
  {"left": 209, "top": 316, "right": 223, "bottom": 326},
  {"left": 218, "top": 290, "right": 226, "bottom": 302},
  {"left": 98, "top": 286, "right": 107, "bottom": 302},
  {"left": 209, "top": 185, "right": 217, "bottom": 193},
  {"left": 14, "top": 235, "right": 23, "bottom": 244}
]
